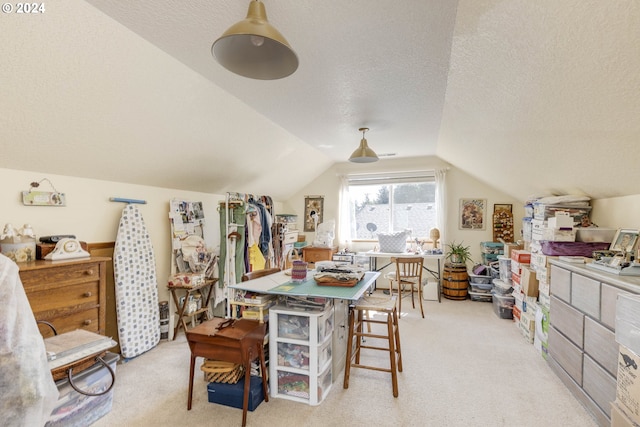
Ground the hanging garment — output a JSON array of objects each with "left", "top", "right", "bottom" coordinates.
[
  {"left": 113, "top": 204, "right": 160, "bottom": 359},
  {"left": 0, "top": 254, "right": 59, "bottom": 426}
]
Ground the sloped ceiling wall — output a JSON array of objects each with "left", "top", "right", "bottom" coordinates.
[
  {"left": 437, "top": 0, "right": 640, "bottom": 201},
  {"left": 1, "top": 1, "right": 640, "bottom": 203}
]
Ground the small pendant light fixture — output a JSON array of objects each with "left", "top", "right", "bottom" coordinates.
[
  {"left": 349, "top": 127, "right": 379, "bottom": 163},
  {"left": 212, "top": 0, "right": 298, "bottom": 80}
]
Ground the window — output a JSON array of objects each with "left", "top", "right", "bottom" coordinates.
[{"left": 346, "top": 173, "right": 437, "bottom": 240}]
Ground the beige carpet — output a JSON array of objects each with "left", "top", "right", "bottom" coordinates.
[{"left": 92, "top": 295, "right": 599, "bottom": 427}]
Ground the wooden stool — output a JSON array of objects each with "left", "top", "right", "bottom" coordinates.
[{"left": 343, "top": 294, "right": 402, "bottom": 397}]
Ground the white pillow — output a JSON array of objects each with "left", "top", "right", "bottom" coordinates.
[{"left": 377, "top": 231, "right": 409, "bottom": 253}]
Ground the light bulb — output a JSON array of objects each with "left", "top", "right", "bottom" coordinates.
[{"left": 251, "top": 35, "right": 265, "bottom": 47}]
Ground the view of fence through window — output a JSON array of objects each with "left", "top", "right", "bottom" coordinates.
[{"left": 349, "top": 182, "right": 437, "bottom": 240}]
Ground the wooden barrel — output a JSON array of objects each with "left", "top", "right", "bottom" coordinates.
[{"left": 442, "top": 263, "right": 469, "bottom": 300}]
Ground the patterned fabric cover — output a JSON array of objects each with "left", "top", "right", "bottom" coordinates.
[
  {"left": 377, "top": 231, "right": 409, "bottom": 253},
  {"left": 114, "top": 204, "right": 160, "bottom": 359}
]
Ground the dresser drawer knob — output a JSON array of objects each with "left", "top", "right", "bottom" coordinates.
[
  {"left": 84, "top": 291, "right": 92, "bottom": 298},
  {"left": 86, "top": 269, "right": 94, "bottom": 275},
  {"left": 83, "top": 319, "right": 92, "bottom": 326}
]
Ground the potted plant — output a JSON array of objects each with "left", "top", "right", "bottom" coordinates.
[{"left": 445, "top": 241, "right": 473, "bottom": 265}]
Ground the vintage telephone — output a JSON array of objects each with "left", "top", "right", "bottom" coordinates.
[{"left": 44, "top": 237, "right": 90, "bottom": 260}]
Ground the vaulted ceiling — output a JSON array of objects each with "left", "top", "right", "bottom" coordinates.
[{"left": 2, "top": 1, "right": 639, "bottom": 201}]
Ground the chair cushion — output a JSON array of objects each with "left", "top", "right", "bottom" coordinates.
[
  {"left": 377, "top": 231, "right": 409, "bottom": 253},
  {"left": 355, "top": 295, "right": 397, "bottom": 312}
]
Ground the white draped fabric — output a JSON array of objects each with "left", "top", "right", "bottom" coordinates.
[{"left": 435, "top": 168, "right": 448, "bottom": 248}]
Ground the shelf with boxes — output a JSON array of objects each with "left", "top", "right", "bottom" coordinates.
[{"left": 269, "top": 303, "right": 334, "bottom": 406}]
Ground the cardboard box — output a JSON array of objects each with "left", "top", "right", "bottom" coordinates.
[
  {"left": 538, "top": 287, "right": 550, "bottom": 309},
  {"left": 512, "top": 304, "right": 522, "bottom": 323},
  {"left": 511, "top": 249, "right": 531, "bottom": 264},
  {"left": 519, "top": 310, "right": 535, "bottom": 343},
  {"left": 504, "top": 242, "right": 524, "bottom": 259},
  {"left": 611, "top": 401, "right": 637, "bottom": 427},
  {"left": 548, "top": 212, "right": 574, "bottom": 228},
  {"left": 511, "top": 271, "right": 521, "bottom": 286},
  {"left": 520, "top": 266, "right": 539, "bottom": 298},
  {"left": 616, "top": 345, "right": 640, "bottom": 426}
]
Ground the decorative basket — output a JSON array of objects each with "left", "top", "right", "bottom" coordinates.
[{"left": 201, "top": 359, "right": 244, "bottom": 384}]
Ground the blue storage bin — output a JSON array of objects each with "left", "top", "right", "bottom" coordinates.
[{"left": 207, "top": 375, "right": 265, "bottom": 412}]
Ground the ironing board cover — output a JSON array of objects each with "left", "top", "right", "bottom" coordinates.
[{"left": 113, "top": 204, "right": 160, "bottom": 358}]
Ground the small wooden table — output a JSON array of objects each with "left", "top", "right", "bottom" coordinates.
[
  {"left": 169, "top": 278, "right": 217, "bottom": 340},
  {"left": 186, "top": 318, "right": 268, "bottom": 427}
]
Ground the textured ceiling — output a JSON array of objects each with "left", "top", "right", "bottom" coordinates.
[{"left": 2, "top": 0, "right": 640, "bottom": 201}]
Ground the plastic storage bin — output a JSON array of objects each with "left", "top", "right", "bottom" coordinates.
[
  {"left": 469, "top": 281, "right": 492, "bottom": 293},
  {"left": 492, "top": 291, "right": 515, "bottom": 319},
  {"left": 468, "top": 289, "right": 492, "bottom": 302},
  {"left": 492, "top": 278, "right": 513, "bottom": 295},
  {"left": 207, "top": 375, "right": 265, "bottom": 411},
  {"left": 497, "top": 256, "right": 512, "bottom": 282},
  {"left": 46, "top": 352, "right": 119, "bottom": 427},
  {"left": 468, "top": 274, "right": 492, "bottom": 285}
]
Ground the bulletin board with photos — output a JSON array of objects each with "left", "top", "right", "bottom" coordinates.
[{"left": 169, "top": 199, "right": 216, "bottom": 277}]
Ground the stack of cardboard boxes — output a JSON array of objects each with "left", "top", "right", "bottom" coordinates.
[
  {"left": 522, "top": 204, "right": 590, "bottom": 357},
  {"left": 510, "top": 249, "right": 539, "bottom": 344}
]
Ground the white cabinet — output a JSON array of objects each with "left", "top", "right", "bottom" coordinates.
[{"left": 269, "top": 304, "right": 334, "bottom": 405}]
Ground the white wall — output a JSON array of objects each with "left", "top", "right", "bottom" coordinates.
[
  {"left": 591, "top": 196, "right": 640, "bottom": 230},
  {"left": 0, "top": 167, "right": 225, "bottom": 304}
]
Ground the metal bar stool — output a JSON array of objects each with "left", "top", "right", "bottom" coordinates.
[{"left": 343, "top": 294, "right": 402, "bottom": 397}]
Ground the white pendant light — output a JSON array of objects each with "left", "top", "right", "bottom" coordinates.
[
  {"left": 212, "top": 0, "right": 298, "bottom": 80},
  {"left": 349, "top": 127, "right": 379, "bottom": 163}
]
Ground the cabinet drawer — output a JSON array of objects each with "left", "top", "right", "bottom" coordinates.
[
  {"left": 550, "top": 265, "right": 571, "bottom": 302},
  {"left": 571, "top": 273, "right": 600, "bottom": 319},
  {"left": 28, "top": 282, "right": 100, "bottom": 316},
  {"left": 584, "top": 316, "right": 618, "bottom": 377},
  {"left": 20, "top": 261, "right": 101, "bottom": 290},
  {"left": 549, "top": 325, "right": 583, "bottom": 385},
  {"left": 283, "top": 232, "right": 298, "bottom": 245},
  {"left": 36, "top": 308, "right": 100, "bottom": 338},
  {"left": 583, "top": 354, "right": 616, "bottom": 418},
  {"left": 550, "top": 295, "right": 584, "bottom": 348},
  {"left": 601, "top": 284, "right": 631, "bottom": 330}
]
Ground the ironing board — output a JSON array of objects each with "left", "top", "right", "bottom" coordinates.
[{"left": 113, "top": 204, "right": 160, "bottom": 358}]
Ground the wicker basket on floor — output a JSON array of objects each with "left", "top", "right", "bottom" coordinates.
[{"left": 201, "top": 359, "right": 244, "bottom": 384}]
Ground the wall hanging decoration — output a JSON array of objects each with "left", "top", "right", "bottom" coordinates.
[
  {"left": 304, "top": 196, "right": 324, "bottom": 232},
  {"left": 459, "top": 198, "right": 486, "bottom": 230},
  {"left": 22, "top": 178, "right": 66, "bottom": 206}
]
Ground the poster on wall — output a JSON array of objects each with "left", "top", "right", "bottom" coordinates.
[
  {"left": 459, "top": 198, "right": 487, "bottom": 230},
  {"left": 304, "top": 196, "right": 324, "bottom": 232}
]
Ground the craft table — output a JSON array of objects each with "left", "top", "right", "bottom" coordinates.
[
  {"left": 186, "top": 317, "right": 268, "bottom": 427},
  {"left": 229, "top": 271, "right": 380, "bottom": 302},
  {"left": 358, "top": 251, "right": 444, "bottom": 302}
]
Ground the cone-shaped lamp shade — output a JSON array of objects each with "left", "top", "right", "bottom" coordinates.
[
  {"left": 349, "top": 128, "right": 379, "bottom": 163},
  {"left": 212, "top": 1, "right": 298, "bottom": 80}
]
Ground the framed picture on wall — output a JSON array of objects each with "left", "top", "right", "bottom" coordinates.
[
  {"left": 459, "top": 198, "right": 487, "bottom": 230},
  {"left": 494, "top": 204, "right": 512, "bottom": 213},
  {"left": 304, "top": 196, "right": 324, "bottom": 232}
]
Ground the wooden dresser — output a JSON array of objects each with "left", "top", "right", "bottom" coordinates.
[
  {"left": 18, "top": 257, "right": 110, "bottom": 338},
  {"left": 302, "top": 246, "right": 337, "bottom": 267}
]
